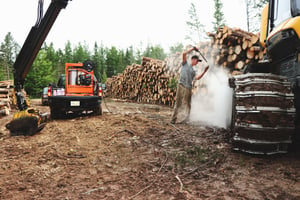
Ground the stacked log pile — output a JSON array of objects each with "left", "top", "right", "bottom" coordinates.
[
  {"left": 203, "top": 26, "right": 265, "bottom": 74},
  {"left": 105, "top": 26, "right": 265, "bottom": 106},
  {"left": 0, "top": 80, "right": 13, "bottom": 116},
  {"left": 106, "top": 57, "right": 177, "bottom": 106}
]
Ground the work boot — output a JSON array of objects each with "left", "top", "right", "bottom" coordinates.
[
  {"left": 177, "top": 117, "right": 190, "bottom": 124},
  {"left": 170, "top": 116, "right": 177, "bottom": 124}
]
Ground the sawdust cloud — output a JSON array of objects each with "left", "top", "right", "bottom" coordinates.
[{"left": 189, "top": 66, "right": 233, "bottom": 128}]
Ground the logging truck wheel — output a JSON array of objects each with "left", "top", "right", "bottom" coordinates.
[
  {"left": 50, "top": 107, "right": 62, "bottom": 119},
  {"left": 93, "top": 104, "right": 102, "bottom": 115}
]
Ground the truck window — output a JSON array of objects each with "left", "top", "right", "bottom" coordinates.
[
  {"left": 43, "top": 87, "right": 48, "bottom": 95},
  {"left": 57, "top": 74, "right": 65, "bottom": 87},
  {"left": 274, "top": 0, "right": 292, "bottom": 27}
]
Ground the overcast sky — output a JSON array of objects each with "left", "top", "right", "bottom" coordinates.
[{"left": 0, "top": 0, "right": 248, "bottom": 51}]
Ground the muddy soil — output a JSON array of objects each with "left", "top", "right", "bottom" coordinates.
[{"left": 0, "top": 98, "right": 299, "bottom": 200}]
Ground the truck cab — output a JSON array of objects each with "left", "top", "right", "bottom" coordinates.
[{"left": 48, "top": 61, "right": 103, "bottom": 119}]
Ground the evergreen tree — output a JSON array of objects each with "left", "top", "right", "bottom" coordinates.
[
  {"left": 135, "top": 46, "right": 143, "bottom": 63},
  {"left": 250, "top": 0, "right": 268, "bottom": 32},
  {"left": 63, "top": 41, "right": 73, "bottom": 63},
  {"left": 143, "top": 45, "right": 166, "bottom": 60},
  {"left": 0, "top": 32, "right": 19, "bottom": 80},
  {"left": 212, "top": 0, "right": 226, "bottom": 32},
  {"left": 24, "top": 49, "right": 56, "bottom": 96},
  {"left": 124, "top": 46, "right": 135, "bottom": 66},
  {"left": 241, "top": 0, "right": 268, "bottom": 32},
  {"left": 92, "top": 42, "right": 106, "bottom": 82},
  {"left": 98, "top": 43, "right": 107, "bottom": 82},
  {"left": 106, "top": 46, "right": 119, "bottom": 77},
  {"left": 44, "top": 42, "right": 63, "bottom": 78},
  {"left": 55, "top": 48, "right": 65, "bottom": 76},
  {"left": 118, "top": 50, "right": 125, "bottom": 73},
  {"left": 73, "top": 42, "right": 90, "bottom": 62},
  {"left": 169, "top": 43, "right": 184, "bottom": 54},
  {"left": 186, "top": 2, "right": 205, "bottom": 43},
  {"left": 92, "top": 42, "right": 101, "bottom": 80},
  {"left": 0, "top": 33, "right": 173, "bottom": 85},
  {"left": 44, "top": 42, "right": 58, "bottom": 63}
]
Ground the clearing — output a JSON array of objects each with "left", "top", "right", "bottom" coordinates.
[{"left": 0, "top": 99, "right": 299, "bottom": 200}]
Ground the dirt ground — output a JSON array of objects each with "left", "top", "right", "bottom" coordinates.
[{"left": 0, "top": 98, "right": 300, "bottom": 200}]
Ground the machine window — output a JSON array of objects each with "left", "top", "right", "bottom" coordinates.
[
  {"left": 274, "top": 0, "right": 292, "bottom": 26},
  {"left": 291, "top": 0, "right": 300, "bottom": 16}
]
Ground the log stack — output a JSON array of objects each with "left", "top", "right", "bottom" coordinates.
[
  {"left": 106, "top": 57, "right": 177, "bottom": 107},
  {"left": 0, "top": 80, "right": 14, "bottom": 116},
  {"left": 203, "top": 26, "right": 265, "bottom": 74}
]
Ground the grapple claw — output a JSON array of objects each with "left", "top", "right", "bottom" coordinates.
[{"left": 6, "top": 108, "right": 49, "bottom": 136}]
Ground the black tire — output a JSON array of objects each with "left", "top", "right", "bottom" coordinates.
[
  {"left": 93, "top": 104, "right": 102, "bottom": 115},
  {"left": 231, "top": 73, "right": 295, "bottom": 155},
  {"left": 50, "top": 107, "right": 64, "bottom": 119}
]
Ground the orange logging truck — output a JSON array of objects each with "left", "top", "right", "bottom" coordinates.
[{"left": 48, "top": 60, "right": 103, "bottom": 119}]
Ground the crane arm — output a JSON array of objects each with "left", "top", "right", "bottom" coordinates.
[{"left": 14, "top": 0, "right": 69, "bottom": 110}]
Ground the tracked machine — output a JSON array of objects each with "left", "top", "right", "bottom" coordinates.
[
  {"left": 6, "top": 0, "right": 70, "bottom": 135},
  {"left": 229, "top": 0, "right": 300, "bottom": 154}
]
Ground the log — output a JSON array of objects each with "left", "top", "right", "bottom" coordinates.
[
  {"left": 0, "top": 106, "right": 10, "bottom": 116},
  {"left": 251, "top": 34, "right": 259, "bottom": 45},
  {"left": 235, "top": 60, "right": 245, "bottom": 70},
  {"left": 246, "top": 49, "right": 255, "bottom": 59},
  {"left": 234, "top": 45, "right": 242, "bottom": 55},
  {"left": 242, "top": 40, "right": 249, "bottom": 50}
]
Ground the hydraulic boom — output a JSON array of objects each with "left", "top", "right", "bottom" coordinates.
[{"left": 6, "top": 0, "right": 70, "bottom": 135}]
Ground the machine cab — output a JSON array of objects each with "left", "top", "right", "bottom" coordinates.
[{"left": 260, "top": 0, "right": 300, "bottom": 61}]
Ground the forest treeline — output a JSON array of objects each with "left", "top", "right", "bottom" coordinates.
[{"left": 0, "top": 32, "right": 183, "bottom": 96}]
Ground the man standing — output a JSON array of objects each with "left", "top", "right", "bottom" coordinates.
[{"left": 171, "top": 46, "right": 209, "bottom": 124}]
